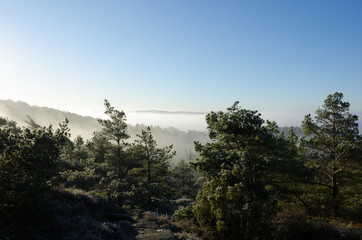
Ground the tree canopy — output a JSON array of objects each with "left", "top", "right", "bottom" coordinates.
[
  {"left": 300, "top": 92, "right": 362, "bottom": 215},
  {"left": 192, "top": 102, "right": 291, "bottom": 239}
]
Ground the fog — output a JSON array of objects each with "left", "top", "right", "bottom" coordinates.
[
  {"left": 126, "top": 111, "right": 208, "bottom": 132},
  {"left": 1, "top": 100, "right": 360, "bottom": 134},
  {"left": 2, "top": 99, "right": 361, "bottom": 166},
  {"left": 127, "top": 111, "right": 305, "bottom": 132},
  {"left": 0, "top": 100, "right": 210, "bottom": 165}
]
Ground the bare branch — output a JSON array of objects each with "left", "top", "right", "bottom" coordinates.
[{"left": 318, "top": 169, "right": 333, "bottom": 181}]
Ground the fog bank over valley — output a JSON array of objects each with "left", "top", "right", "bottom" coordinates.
[
  {"left": 0, "top": 99, "right": 313, "bottom": 133},
  {"left": 1, "top": 99, "right": 360, "bottom": 164},
  {"left": 0, "top": 99, "right": 211, "bottom": 164}
]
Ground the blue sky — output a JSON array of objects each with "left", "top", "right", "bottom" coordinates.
[{"left": 0, "top": 1, "right": 361, "bottom": 130}]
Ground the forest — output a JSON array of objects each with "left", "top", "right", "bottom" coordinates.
[{"left": 0, "top": 92, "right": 361, "bottom": 239}]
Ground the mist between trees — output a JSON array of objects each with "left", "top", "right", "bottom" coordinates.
[
  {"left": 0, "top": 99, "right": 304, "bottom": 167},
  {"left": 0, "top": 92, "right": 361, "bottom": 239},
  {"left": 0, "top": 99, "right": 212, "bottom": 166}
]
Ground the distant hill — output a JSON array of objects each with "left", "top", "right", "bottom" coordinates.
[
  {"left": 0, "top": 99, "right": 305, "bottom": 164},
  {"left": 0, "top": 99, "right": 101, "bottom": 139},
  {"left": 0, "top": 99, "right": 210, "bottom": 164}
]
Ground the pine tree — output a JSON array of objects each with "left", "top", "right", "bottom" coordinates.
[
  {"left": 129, "top": 127, "right": 175, "bottom": 207},
  {"left": 96, "top": 100, "right": 130, "bottom": 204},
  {"left": 172, "top": 159, "right": 199, "bottom": 198},
  {"left": 301, "top": 92, "right": 361, "bottom": 215},
  {"left": 192, "top": 102, "right": 283, "bottom": 239}
]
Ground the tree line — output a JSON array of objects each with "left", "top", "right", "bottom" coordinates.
[{"left": 0, "top": 92, "right": 361, "bottom": 239}]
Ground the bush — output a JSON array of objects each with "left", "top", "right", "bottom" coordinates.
[{"left": 174, "top": 205, "right": 194, "bottom": 221}]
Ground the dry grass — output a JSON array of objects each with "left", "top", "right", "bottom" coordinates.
[
  {"left": 141, "top": 211, "right": 171, "bottom": 225},
  {"left": 173, "top": 231, "right": 201, "bottom": 240}
]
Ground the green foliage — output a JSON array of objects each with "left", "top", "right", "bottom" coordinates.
[
  {"left": 172, "top": 159, "right": 200, "bottom": 198},
  {"left": 65, "top": 131, "right": 115, "bottom": 198},
  {"left": 98, "top": 99, "right": 129, "bottom": 145},
  {"left": 300, "top": 92, "right": 362, "bottom": 216},
  {"left": 126, "top": 127, "right": 175, "bottom": 207},
  {"left": 0, "top": 116, "right": 22, "bottom": 135},
  {"left": 265, "top": 127, "right": 315, "bottom": 209},
  {"left": 192, "top": 102, "right": 283, "bottom": 239},
  {"left": 96, "top": 100, "right": 130, "bottom": 204},
  {"left": 174, "top": 205, "right": 194, "bottom": 221},
  {"left": 59, "top": 136, "right": 102, "bottom": 192},
  {"left": 56, "top": 102, "right": 177, "bottom": 208},
  {"left": 194, "top": 165, "right": 279, "bottom": 240},
  {"left": 0, "top": 120, "right": 69, "bottom": 236}
]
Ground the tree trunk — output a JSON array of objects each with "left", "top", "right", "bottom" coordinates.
[
  {"left": 147, "top": 150, "right": 152, "bottom": 207},
  {"left": 116, "top": 139, "right": 123, "bottom": 206},
  {"left": 117, "top": 194, "right": 124, "bottom": 207},
  {"left": 117, "top": 139, "right": 121, "bottom": 178},
  {"left": 331, "top": 172, "right": 339, "bottom": 214}
]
